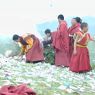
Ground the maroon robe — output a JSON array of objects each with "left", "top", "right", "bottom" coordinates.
[
  {"left": 26, "top": 35, "right": 44, "bottom": 62},
  {"left": 68, "top": 23, "right": 80, "bottom": 60},
  {"left": 0, "top": 84, "right": 36, "bottom": 95},
  {"left": 70, "top": 32, "right": 91, "bottom": 73},
  {"left": 52, "top": 21, "right": 69, "bottom": 67}
]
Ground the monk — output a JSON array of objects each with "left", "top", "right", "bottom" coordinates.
[
  {"left": 52, "top": 14, "right": 69, "bottom": 67},
  {"left": 68, "top": 17, "right": 82, "bottom": 60},
  {"left": 13, "top": 34, "right": 44, "bottom": 63},
  {"left": 70, "top": 22, "right": 94, "bottom": 73},
  {"left": 0, "top": 84, "right": 36, "bottom": 95},
  {"left": 42, "top": 29, "right": 54, "bottom": 65},
  {"left": 42, "top": 29, "right": 52, "bottom": 48}
]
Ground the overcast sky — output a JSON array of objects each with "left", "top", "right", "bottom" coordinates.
[{"left": 0, "top": 0, "right": 95, "bottom": 36}]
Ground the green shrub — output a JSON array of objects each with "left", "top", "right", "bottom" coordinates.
[{"left": 44, "top": 46, "right": 54, "bottom": 65}]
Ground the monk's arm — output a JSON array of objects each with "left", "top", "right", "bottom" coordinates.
[
  {"left": 58, "top": 24, "right": 66, "bottom": 32},
  {"left": 89, "top": 35, "right": 95, "bottom": 41},
  {"left": 73, "top": 35, "right": 79, "bottom": 54},
  {"left": 77, "top": 33, "right": 87, "bottom": 42},
  {"left": 26, "top": 38, "right": 34, "bottom": 52},
  {"left": 18, "top": 45, "right": 26, "bottom": 56}
]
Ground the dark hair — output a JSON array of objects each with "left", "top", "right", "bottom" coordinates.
[
  {"left": 74, "top": 17, "right": 82, "bottom": 24},
  {"left": 81, "top": 22, "right": 88, "bottom": 29},
  {"left": 58, "top": 14, "right": 64, "bottom": 20},
  {"left": 13, "top": 34, "right": 20, "bottom": 41},
  {"left": 45, "top": 29, "right": 51, "bottom": 34}
]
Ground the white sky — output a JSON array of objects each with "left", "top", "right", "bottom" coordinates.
[{"left": 0, "top": 0, "right": 95, "bottom": 37}]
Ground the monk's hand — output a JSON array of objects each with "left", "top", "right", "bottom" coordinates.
[
  {"left": 17, "top": 52, "right": 23, "bottom": 58},
  {"left": 73, "top": 50, "right": 77, "bottom": 55},
  {"left": 16, "top": 54, "right": 23, "bottom": 61},
  {"left": 18, "top": 52, "right": 22, "bottom": 57},
  {"left": 69, "top": 34, "right": 73, "bottom": 37}
]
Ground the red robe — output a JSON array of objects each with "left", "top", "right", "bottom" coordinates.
[
  {"left": 26, "top": 35, "right": 44, "bottom": 62},
  {"left": 70, "top": 32, "right": 91, "bottom": 73},
  {"left": 68, "top": 24, "right": 81, "bottom": 60},
  {"left": 52, "top": 21, "right": 69, "bottom": 67},
  {"left": 0, "top": 84, "right": 36, "bottom": 95}
]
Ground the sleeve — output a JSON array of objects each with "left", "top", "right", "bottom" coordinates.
[
  {"left": 21, "top": 45, "right": 26, "bottom": 54},
  {"left": 58, "top": 23, "right": 67, "bottom": 33},
  {"left": 25, "top": 38, "right": 34, "bottom": 51},
  {"left": 87, "top": 33, "right": 94, "bottom": 41},
  {"left": 57, "top": 23, "right": 68, "bottom": 39},
  {"left": 73, "top": 31, "right": 82, "bottom": 42},
  {"left": 75, "top": 31, "right": 82, "bottom": 37}
]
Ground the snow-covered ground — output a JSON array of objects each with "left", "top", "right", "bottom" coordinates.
[{"left": 0, "top": 54, "right": 95, "bottom": 95}]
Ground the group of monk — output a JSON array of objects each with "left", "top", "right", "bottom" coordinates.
[{"left": 13, "top": 14, "right": 94, "bottom": 73}]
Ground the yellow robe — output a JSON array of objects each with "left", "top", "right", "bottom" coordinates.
[{"left": 20, "top": 34, "right": 33, "bottom": 54}]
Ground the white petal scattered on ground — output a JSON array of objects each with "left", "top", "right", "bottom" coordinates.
[{"left": 0, "top": 54, "right": 95, "bottom": 95}]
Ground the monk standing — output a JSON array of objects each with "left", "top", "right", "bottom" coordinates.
[
  {"left": 13, "top": 34, "right": 44, "bottom": 63},
  {"left": 70, "top": 22, "right": 93, "bottom": 73},
  {"left": 68, "top": 17, "right": 82, "bottom": 60},
  {"left": 52, "top": 14, "right": 69, "bottom": 67}
]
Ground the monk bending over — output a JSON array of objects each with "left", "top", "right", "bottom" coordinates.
[{"left": 13, "top": 34, "right": 44, "bottom": 63}]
